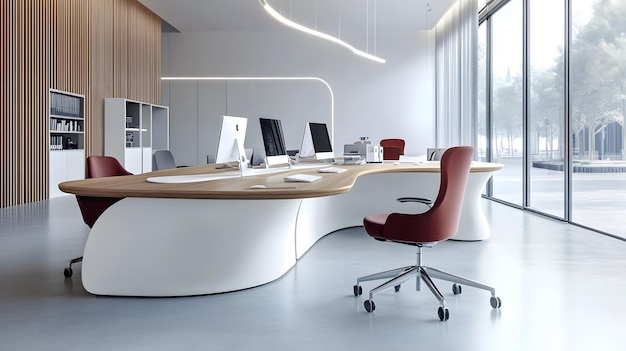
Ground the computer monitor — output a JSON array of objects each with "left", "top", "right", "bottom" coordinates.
[
  {"left": 259, "top": 118, "right": 290, "bottom": 166},
  {"left": 215, "top": 116, "right": 248, "bottom": 167},
  {"left": 299, "top": 122, "right": 334, "bottom": 161}
]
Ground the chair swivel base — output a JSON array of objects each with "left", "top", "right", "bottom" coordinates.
[
  {"left": 63, "top": 256, "right": 83, "bottom": 278},
  {"left": 353, "top": 264, "right": 501, "bottom": 321}
]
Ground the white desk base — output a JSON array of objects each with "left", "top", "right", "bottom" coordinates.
[{"left": 82, "top": 171, "right": 492, "bottom": 296}]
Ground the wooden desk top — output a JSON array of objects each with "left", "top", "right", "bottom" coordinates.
[{"left": 58, "top": 161, "right": 503, "bottom": 200}]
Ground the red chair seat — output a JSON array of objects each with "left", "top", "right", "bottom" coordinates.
[{"left": 363, "top": 212, "right": 389, "bottom": 238}]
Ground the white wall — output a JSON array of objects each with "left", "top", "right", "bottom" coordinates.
[{"left": 162, "top": 29, "right": 435, "bottom": 165}]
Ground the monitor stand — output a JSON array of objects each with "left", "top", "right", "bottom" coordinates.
[
  {"left": 215, "top": 163, "right": 238, "bottom": 170},
  {"left": 294, "top": 155, "right": 334, "bottom": 167},
  {"left": 264, "top": 155, "right": 291, "bottom": 168},
  {"left": 215, "top": 152, "right": 249, "bottom": 172}
]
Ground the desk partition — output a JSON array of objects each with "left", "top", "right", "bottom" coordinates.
[{"left": 162, "top": 77, "right": 334, "bottom": 167}]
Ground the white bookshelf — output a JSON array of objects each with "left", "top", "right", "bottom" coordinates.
[
  {"left": 104, "top": 98, "right": 169, "bottom": 174},
  {"left": 49, "top": 89, "right": 85, "bottom": 198}
]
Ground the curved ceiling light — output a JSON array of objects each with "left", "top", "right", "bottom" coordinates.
[{"left": 259, "top": 0, "right": 386, "bottom": 63}]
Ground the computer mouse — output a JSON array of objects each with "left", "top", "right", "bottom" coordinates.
[
  {"left": 250, "top": 184, "right": 266, "bottom": 189},
  {"left": 393, "top": 161, "right": 400, "bottom": 165}
]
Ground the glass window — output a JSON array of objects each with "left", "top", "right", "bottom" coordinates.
[
  {"left": 571, "top": 0, "right": 626, "bottom": 237},
  {"left": 479, "top": 0, "right": 626, "bottom": 239},
  {"left": 477, "top": 23, "right": 488, "bottom": 162},
  {"left": 490, "top": 0, "right": 523, "bottom": 206},
  {"left": 528, "top": 0, "right": 565, "bottom": 217}
]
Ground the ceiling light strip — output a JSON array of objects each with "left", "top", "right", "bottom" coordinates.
[{"left": 259, "top": 0, "right": 385, "bottom": 63}]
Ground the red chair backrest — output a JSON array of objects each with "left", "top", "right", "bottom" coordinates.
[
  {"left": 380, "top": 139, "right": 406, "bottom": 160},
  {"left": 76, "top": 156, "right": 132, "bottom": 228},
  {"left": 87, "top": 156, "right": 133, "bottom": 178},
  {"left": 382, "top": 146, "right": 474, "bottom": 243},
  {"left": 380, "top": 139, "right": 405, "bottom": 151}
]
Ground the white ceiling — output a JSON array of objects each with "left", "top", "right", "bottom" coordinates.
[{"left": 139, "top": 0, "right": 457, "bottom": 33}]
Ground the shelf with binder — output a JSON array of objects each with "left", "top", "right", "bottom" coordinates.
[
  {"left": 49, "top": 90, "right": 85, "bottom": 151},
  {"left": 50, "top": 117, "right": 83, "bottom": 151},
  {"left": 49, "top": 89, "right": 85, "bottom": 198}
]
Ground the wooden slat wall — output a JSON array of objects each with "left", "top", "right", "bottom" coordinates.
[
  {"left": 88, "top": 0, "right": 161, "bottom": 155},
  {"left": 52, "top": 0, "right": 90, "bottom": 162},
  {"left": 1, "top": 0, "right": 51, "bottom": 207},
  {"left": 1, "top": 0, "right": 161, "bottom": 208},
  {"left": 1, "top": 0, "right": 16, "bottom": 208},
  {"left": 52, "top": 0, "right": 90, "bottom": 136}
]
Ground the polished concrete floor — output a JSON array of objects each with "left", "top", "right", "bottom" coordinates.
[{"left": 1, "top": 196, "right": 625, "bottom": 351}]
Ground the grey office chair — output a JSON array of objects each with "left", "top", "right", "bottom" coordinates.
[
  {"left": 427, "top": 147, "right": 448, "bottom": 161},
  {"left": 153, "top": 150, "right": 177, "bottom": 170}
]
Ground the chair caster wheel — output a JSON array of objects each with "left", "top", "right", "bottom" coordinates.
[
  {"left": 490, "top": 296, "right": 502, "bottom": 309},
  {"left": 438, "top": 306, "right": 449, "bottom": 321},
  {"left": 353, "top": 285, "right": 362, "bottom": 296},
  {"left": 452, "top": 283, "right": 462, "bottom": 294},
  {"left": 64, "top": 267, "right": 73, "bottom": 278},
  {"left": 364, "top": 299, "right": 376, "bottom": 313},
  {"left": 394, "top": 285, "right": 401, "bottom": 292}
]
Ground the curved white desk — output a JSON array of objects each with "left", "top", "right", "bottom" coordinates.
[{"left": 59, "top": 161, "right": 501, "bottom": 296}]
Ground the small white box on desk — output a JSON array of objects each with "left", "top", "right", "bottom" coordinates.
[{"left": 343, "top": 144, "right": 383, "bottom": 163}]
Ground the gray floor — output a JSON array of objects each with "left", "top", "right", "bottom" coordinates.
[{"left": 1, "top": 196, "right": 625, "bottom": 351}]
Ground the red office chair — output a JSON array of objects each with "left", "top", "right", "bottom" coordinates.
[
  {"left": 63, "top": 156, "right": 133, "bottom": 278},
  {"left": 380, "top": 138, "right": 405, "bottom": 160},
  {"left": 353, "top": 146, "right": 501, "bottom": 321}
]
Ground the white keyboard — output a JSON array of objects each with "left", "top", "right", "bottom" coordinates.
[
  {"left": 317, "top": 167, "right": 347, "bottom": 173},
  {"left": 284, "top": 173, "right": 322, "bottom": 183}
]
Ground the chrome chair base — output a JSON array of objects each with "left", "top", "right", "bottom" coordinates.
[{"left": 353, "top": 246, "right": 501, "bottom": 321}]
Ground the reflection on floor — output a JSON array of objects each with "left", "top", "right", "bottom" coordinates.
[{"left": 0, "top": 196, "right": 625, "bottom": 350}]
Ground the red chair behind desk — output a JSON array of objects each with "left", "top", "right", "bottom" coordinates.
[
  {"left": 380, "top": 138, "right": 405, "bottom": 160},
  {"left": 63, "top": 156, "right": 133, "bottom": 278},
  {"left": 353, "top": 146, "right": 501, "bottom": 321}
]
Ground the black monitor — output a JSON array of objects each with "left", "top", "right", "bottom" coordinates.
[
  {"left": 259, "top": 118, "right": 290, "bottom": 166},
  {"left": 310, "top": 122, "right": 332, "bottom": 153},
  {"left": 300, "top": 122, "right": 333, "bottom": 160}
]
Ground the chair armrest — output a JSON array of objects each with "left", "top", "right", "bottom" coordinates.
[{"left": 396, "top": 197, "right": 433, "bottom": 208}]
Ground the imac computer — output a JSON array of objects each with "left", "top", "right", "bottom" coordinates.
[
  {"left": 215, "top": 115, "right": 248, "bottom": 168},
  {"left": 259, "top": 118, "right": 290, "bottom": 167},
  {"left": 299, "top": 122, "right": 334, "bottom": 161}
]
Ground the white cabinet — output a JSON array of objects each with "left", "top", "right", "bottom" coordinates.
[
  {"left": 49, "top": 90, "right": 85, "bottom": 198},
  {"left": 50, "top": 150, "right": 85, "bottom": 198},
  {"left": 104, "top": 98, "right": 169, "bottom": 174}
]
